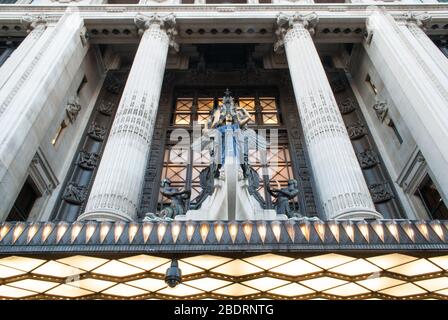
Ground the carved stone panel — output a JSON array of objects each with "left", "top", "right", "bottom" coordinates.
[
  {"left": 98, "top": 100, "right": 115, "bottom": 116},
  {"left": 62, "top": 182, "right": 87, "bottom": 205},
  {"left": 77, "top": 151, "right": 99, "bottom": 171},
  {"left": 338, "top": 98, "right": 356, "bottom": 115},
  {"left": 369, "top": 182, "right": 394, "bottom": 204},
  {"left": 357, "top": 149, "right": 380, "bottom": 169},
  {"left": 347, "top": 122, "right": 367, "bottom": 140},
  {"left": 87, "top": 122, "right": 107, "bottom": 141}
]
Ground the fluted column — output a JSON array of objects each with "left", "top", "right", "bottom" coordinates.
[
  {"left": 364, "top": 10, "right": 448, "bottom": 207},
  {"left": 398, "top": 12, "right": 448, "bottom": 94},
  {"left": 0, "top": 10, "right": 88, "bottom": 218},
  {"left": 79, "top": 13, "right": 177, "bottom": 221},
  {"left": 0, "top": 15, "right": 48, "bottom": 90},
  {"left": 275, "top": 13, "right": 381, "bottom": 220}
]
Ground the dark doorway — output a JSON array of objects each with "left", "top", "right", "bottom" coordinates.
[{"left": 7, "top": 178, "right": 39, "bottom": 221}]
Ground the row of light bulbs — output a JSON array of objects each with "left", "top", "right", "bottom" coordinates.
[{"left": 0, "top": 220, "right": 446, "bottom": 245}]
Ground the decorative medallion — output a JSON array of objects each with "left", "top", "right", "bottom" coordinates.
[
  {"left": 87, "top": 122, "right": 107, "bottom": 141},
  {"left": 77, "top": 151, "right": 99, "bottom": 170},
  {"left": 369, "top": 182, "right": 393, "bottom": 203},
  {"left": 338, "top": 98, "right": 356, "bottom": 115},
  {"left": 62, "top": 182, "right": 87, "bottom": 205},
  {"left": 347, "top": 122, "right": 367, "bottom": 140}
]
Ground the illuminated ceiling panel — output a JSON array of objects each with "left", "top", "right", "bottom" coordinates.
[
  {"left": 183, "top": 278, "right": 232, "bottom": 292},
  {"left": 126, "top": 278, "right": 167, "bottom": 292},
  {"left": 211, "top": 260, "right": 263, "bottom": 276},
  {"left": 366, "top": 253, "right": 418, "bottom": 269},
  {"left": 31, "top": 261, "right": 86, "bottom": 278},
  {"left": 324, "top": 283, "right": 371, "bottom": 297},
  {"left": 270, "top": 259, "right": 322, "bottom": 276},
  {"left": 304, "top": 254, "right": 356, "bottom": 270},
  {"left": 299, "top": 277, "right": 348, "bottom": 292},
  {"left": 356, "top": 277, "right": 405, "bottom": 291},
  {"left": 92, "top": 260, "right": 145, "bottom": 277},
  {"left": 329, "top": 259, "right": 382, "bottom": 276},
  {"left": 268, "top": 283, "right": 315, "bottom": 297},
  {"left": 242, "top": 277, "right": 290, "bottom": 291},
  {"left": 6, "top": 279, "right": 59, "bottom": 293},
  {"left": 152, "top": 261, "right": 203, "bottom": 276},
  {"left": 119, "top": 255, "right": 170, "bottom": 271},
  {"left": 158, "top": 284, "right": 204, "bottom": 297},
  {"left": 57, "top": 255, "right": 109, "bottom": 271},
  {"left": 102, "top": 284, "right": 148, "bottom": 297},
  {"left": 213, "top": 283, "right": 259, "bottom": 296},
  {"left": 181, "top": 255, "right": 232, "bottom": 270},
  {"left": 0, "top": 256, "right": 46, "bottom": 272},
  {"left": 379, "top": 283, "right": 427, "bottom": 297},
  {"left": 46, "top": 284, "right": 93, "bottom": 298},
  {"left": 243, "top": 254, "right": 294, "bottom": 270},
  {"left": 388, "top": 259, "right": 442, "bottom": 277}
]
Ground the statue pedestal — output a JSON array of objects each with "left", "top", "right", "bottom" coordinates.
[{"left": 177, "top": 161, "right": 286, "bottom": 221}]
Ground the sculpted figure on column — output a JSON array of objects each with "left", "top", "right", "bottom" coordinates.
[
  {"left": 79, "top": 13, "right": 177, "bottom": 222},
  {"left": 275, "top": 12, "right": 382, "bottom": 220}
]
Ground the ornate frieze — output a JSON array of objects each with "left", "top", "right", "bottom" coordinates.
[
  {"left": 77, "top": 151, "right": 99, "bottom": 171},
  {"left": 347, "top": 122, "right": 367, "bottom": 140},
  {"left": 62, "top": 182, "right": 87, "bottom": 205},
  {"left": 87, "top": 122, "right": 107, "bottom": 141},
  {"left": 357, "top": 150, "right": 379, "bottom": 169},
  {"left": 338, "top": 97, "right": 356, "bottom": 115},
  {"left": 369, "top": 182, "right": 393, "bottom": 204}
]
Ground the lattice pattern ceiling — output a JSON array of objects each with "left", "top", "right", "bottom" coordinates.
[{"left": 0, "top": 253, "right": 448, "bottom": 299}]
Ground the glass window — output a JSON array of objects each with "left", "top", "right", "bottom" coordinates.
[
  {"left": 160, "top": 89, "right": 297, "bottom": 211},
  {"left": 7, "top": 178, "right": 39, "bottom": 221}
]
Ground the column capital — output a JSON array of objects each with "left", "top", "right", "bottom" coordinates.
[
  {"left": 134, "top": 13, "right": 179, "bottom": 52},
  {"left": 400, "top": 12, "right": 432, "bottom": 31},
  {"left": 274, "top": 12, "right": 318, "bottom": 53},
  {"left": 21, "top": 14, "right": 48, "bottom": 32}
]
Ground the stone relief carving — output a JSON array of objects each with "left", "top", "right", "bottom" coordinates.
[
  {"left": 338, "top": 97, "right": 356, "bottom": 115},
  {"left": 357, "top": 149, "right": 379, "bottom": 169},
  {"left": 77, "top": 151, "right": 99, "bottom": 171},
  {"left": 373, "top": 100, "right": 388, "bottom": 122},
  {"left": 87, "top": 122, "right": 107, "bottom": 141},
  {"left": 369, "top": 182, "right": 393, "bottom": 203},
  {"left": 66, "top": 97, "right": 81, "bottom": 123},
  {"left": 403, "top": 11, "right": 432, "bottom": 30},
  {"left": 331, "top": 79, "right": 346, "bottom": 93},
  {"left": 347, "top": 122, "right": 367, "bottom": 140},
  {"left": 62, "top": 182, "right": 87, "bottom": 205},
  {"left": 98, "top": 100, "right": 115, "bottom": 116}
]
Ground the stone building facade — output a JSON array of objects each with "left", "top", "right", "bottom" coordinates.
[{"left": 0, "top": 0, "right": 447, "bottom": 300}]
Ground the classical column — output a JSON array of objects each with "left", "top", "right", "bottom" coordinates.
[
  {"left": 79, "top": 13, "right": 177, "bottom": 222},
  {"left": 0, "top": 11, "right": 88, "bottom": 218},
  {"left": 275, "top": 13, "right": 381, "bottom": 220},
  {"left": 0, "top": 15, "right": 49, "bottom": 90},
  {"left": 398, "top": 12, "right": 448, "bottom": 92},
  {"left": 364, "top": 10, "right": 448, "bottom": 207}
]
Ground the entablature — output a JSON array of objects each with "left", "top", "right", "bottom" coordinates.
[{"left": 0, "top": 4, "right": 447, "bottom": 43}]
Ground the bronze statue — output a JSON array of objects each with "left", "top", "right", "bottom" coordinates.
[
  {"left": 159, "top": 178, "right": 191, "bottom": 218},
  {"left": 268, "top": 179, "right": 301, "bottom": 218}
]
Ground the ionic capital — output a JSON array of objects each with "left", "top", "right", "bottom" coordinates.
[
  {"left": 21, "top": 14, "right": 48, "bottom": 32},
  {"left": 401, "top": 12, "right": 432, "bottom": 31},
  {"left": 274, "top": 12, "right": 318, "bottom": 53},
  {"left": 134, "top": 13, "right": 179, "bottom": 52}
]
